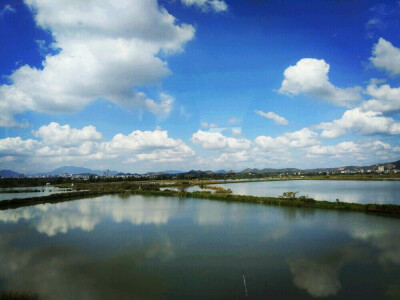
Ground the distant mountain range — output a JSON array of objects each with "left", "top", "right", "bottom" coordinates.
[
  {"left": 163, "top": 170, "right": 185, "bottom": 174},
  {"left": 34, "top": 166, "right": 119, "bottom": 176},
  {"left": 1, "top": 160, "right": 399, "bottom": 178},
  {"left": 0, "top": 170, "right": 24, "bottom": 178}
]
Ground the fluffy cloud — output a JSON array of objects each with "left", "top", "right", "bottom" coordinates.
[
  {"left": 255, "top": 110, "right": 288, "bottom": 125},
  {"left": 370, "top": 38, "right": 400, "bottom": 75},
  {"left": 0, "top": 137, "right": 39, "bottom": 156},
  {"left": 0, "top": 122, "right": 194, "bottom": 170},
  {"left": 316, "top": 108, "right": 400, "bottom": 138},
  {"left": 255, "top": 128, "right": 319, "bottom": 150},
  {"left": 0, "top": 85, "right": 33, "bottom": 127},
  {"left": 0, "top": 0, "right": 195, "bottom": 127},
  {"left": 279, "top": 58, "right": 361, "bottom": 106},
  {"left": 252, "top": 126, "right": 399, "bottom": 168},
  {"left": 191, "top": 130, "right": 251, "bottom": 151},
  {"left": 231, "top": 128, "right": 242, "bottom": 136},
  {"left": 307, "top": 139, "right": 398, "bottom": 162},
  {"left": 310, "top": 41, "right": 400, "bottom": 140},
  {"left": 32, "top": 122, "right": 103, "bottom": 147},
  {"left": 143, "top": 93, "right": 174, "bottom": 118},
  {"left": 106, "top": 129, "right": 194, "bottom": 163},
  {"left": 361, "top": 81, "right": 400, "bottom": 114},
  {"left": 181, "top": 0, "right": 228, "bottom": 12},
  {"left": 250, "top": 128, "right": 320, "bottom": 168}
]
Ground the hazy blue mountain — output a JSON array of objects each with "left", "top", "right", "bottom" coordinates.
[
  {"left": 0, "top": 170, "right": 24, "bottom": 178},
  {"left": 36, "top": 166, "right": 118, "bottom": 176},
  {"left": 163, "top": 170, "right": 184, "bottom": 174},
  {"left": 3, "top": 160, "right": 399, "bottom": 179},
  {"left": 215, "top": 170, "right": 227, "bottom": 174}
]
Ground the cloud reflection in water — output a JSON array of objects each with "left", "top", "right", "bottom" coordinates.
[{"left": 0, "top": 195, "right": 181, "bottom": 236}]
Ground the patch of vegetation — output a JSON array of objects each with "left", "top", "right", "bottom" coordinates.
[
  {"left": 278, "top": 191, "right": 315, "bottom": 203},
  {"left": 201, "top": 185, "right": 232, "bottom": 193},
  {"left": 279, "top": 191, "right": 299, "bottom": 200}
]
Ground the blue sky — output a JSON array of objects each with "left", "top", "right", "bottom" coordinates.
[{"left": 0, "top": 0, "right": 399, "bottom": 173}]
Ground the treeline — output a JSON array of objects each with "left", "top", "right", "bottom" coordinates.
[
  {"left": 0, "top": 177, "right": 70, "bottom": 187},
  {"left": 2, "top": 172, "right": 399, "bottom": 188}
]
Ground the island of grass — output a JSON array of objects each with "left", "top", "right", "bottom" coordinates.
[{"left": 1, "top": 181, "right": 400, "bottom": 218}]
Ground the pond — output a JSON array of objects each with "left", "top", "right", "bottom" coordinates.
[
  {"left": 213, "top": 180, "right": 400, "bottom": 204},
  {"left": 0, "top": 194, "right": 399, "bottom": 299},
  {"left": 0, "top": 186, "right": 74, "bottom": 201}
]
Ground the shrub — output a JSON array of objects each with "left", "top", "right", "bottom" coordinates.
[
  {"left": 298, "top": 195, "right": 315, "bottom": 203},
  {"left": 279, "top": 191, "right": 298, "bottom": 200}
]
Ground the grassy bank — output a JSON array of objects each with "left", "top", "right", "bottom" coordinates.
[
  {"left": 182, "top": 191, "right": 400, "bottom": 217},
  {"left": 0, "top": 191, "right": 110, "bottom": 210}
]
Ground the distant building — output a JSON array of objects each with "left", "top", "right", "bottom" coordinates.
[{"left": 378, "top": 166, "right": 385, "bottom": 173}]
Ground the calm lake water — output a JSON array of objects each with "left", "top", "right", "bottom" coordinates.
[
  {"left": 1, "top": 194, "right": 400, "bottom": 299},
  {"left": 214, "top": 180, "right": 400, "bottom": 204},
  {"left": 0, "top": 186, "right": 73, "bottom": 201}
]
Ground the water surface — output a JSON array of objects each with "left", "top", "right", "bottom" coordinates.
[
  {"left": 0, "top": 194, "right": 400, "bottom": 299},
  {"left": 214, "top": 180, "right": 400, "bottom": 204},
  {"left": 0, "top": 186, "right": 73, "bottom": 201}
]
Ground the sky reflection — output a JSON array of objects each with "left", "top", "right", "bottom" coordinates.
[{"left": 0, "top": 195, "right": 400, "bottom": 299}]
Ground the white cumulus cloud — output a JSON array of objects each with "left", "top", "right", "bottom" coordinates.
[
  {"left": 0, "top": 0, "right": 195, "bottom": 127},
  {"left": 279, "top": 58, "right": 361, "bottom": 106},
  {"left": 370, "top": 38, "right": 400, "bottom": 75},
  {"left": 361, "top": 81, "right": 400, "bottom": 114},
  {"left": 191, "top": 130, "right": 251, "bottom": 151},
  {"left": 316, "top": 108, "right": 400, "bottom": 138},
  {"left": 307, "top": 139, "right": 396, "bottom": 161},
  {"left": 32, "top": 122, "right": 103, "bottom": 147},
  {"left": 0, "top": 122, "right": 194, "bottom": 171},
  {"left": 255, "top": 128, "right": 319, "bottom": 150},
  {"left": 181, "top": 0, "right": 228, "bottom": 12},
  {"left": 255, "top": 110, "right": 288, "bottom": 125},
  {"left": 106, "top": 130, "right": 194, "bottom": 162}
]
